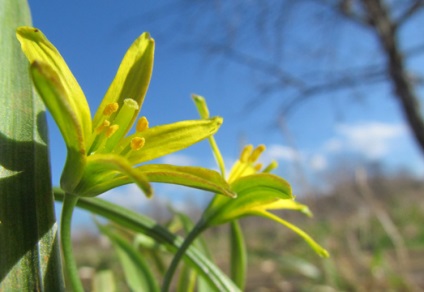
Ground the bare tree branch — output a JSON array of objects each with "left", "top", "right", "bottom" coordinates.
[
  {"left": 360, "top": 0, "right": 424, "bottom": 155},
  {"left": 394, "top": 0, "right": 424, "bottom": 30}
]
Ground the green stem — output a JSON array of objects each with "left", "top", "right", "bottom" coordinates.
[
  {"left": 161, "top": 222, "right": 204, "bottom": 292},
  {"left": 60, "top": 194, "right": 84, "bottom": 292}
]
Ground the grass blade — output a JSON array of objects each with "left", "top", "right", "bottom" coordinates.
[{"left": 0, "top": 0, "right": 64, "bottom": 290}]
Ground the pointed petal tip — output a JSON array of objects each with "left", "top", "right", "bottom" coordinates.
[
  {"left": 16, "top": 26, "right": 43, "bottom": 40},
  {"left": 319, "top": 249, "right": 330, "bottom": 258},
  {"left": 212, "top": 116, "right": 223, "bottom": 126}
]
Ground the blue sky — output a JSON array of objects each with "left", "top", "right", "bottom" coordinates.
[{"left": 28, "top": 1, "right": 424, "bottom": 227}]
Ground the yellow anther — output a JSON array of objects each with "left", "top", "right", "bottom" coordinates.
[
  {"left": 254, "top": 163, "right": 263, "bottom": 172},
  {"left": 136, "top": 116, "right": 149, "bottom": 132},
  {"left": 105, "top": 124, "right": 119, "bottom": 138},
  {"left": 248, "top": 144, "right": 266, "bottom": 163},
  {"left": 131, "top": 137, "right": 145, "bottom": 151},
  {"left": 95, "top": 120, "right": 110, "bottom": 134},
  {"left": 103, "top": 102, "right": 119, "bottom": 116},
  {"left": 239, "top": 145, "right": 253, "bottom": 163}
]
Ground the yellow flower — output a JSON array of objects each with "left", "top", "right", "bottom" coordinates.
[
  {"left": 16, "top": 27, "right": 234, "bottom": 198},
  {"left": 193, "top": 95, "right": 329, "bottom": 257}
]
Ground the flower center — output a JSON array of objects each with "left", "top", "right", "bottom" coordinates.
[
  {"left": 88, "top": 98, "right": 149, "bottom": 155},
  {"left": 228, "top": 144, "right": 266, "bottom": 182}
]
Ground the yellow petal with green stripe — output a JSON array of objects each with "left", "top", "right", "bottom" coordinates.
[
  {"left": 121, "top": 117, "right": 223, "bottom": 165},
  {"left": 16, "top": 27, "right": 92, "bottom": 144},
  {"left": 93, "top": 32, "right": 154, "bottom": 132},
  {"left": 77, "top": 154, "right": 152, "bottom": 197},
  {"left": 29, "top": 61, "right": 86, "bottom": 192}
]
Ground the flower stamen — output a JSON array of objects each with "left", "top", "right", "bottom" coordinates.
[
  {"left": 95, "top": 120, "right": 111, "bottom": 134},
  {"left": 102, "top": 98, "right": 139, "bottom": 153},
  {"left": 136, "top": 116, "right": 149, "bottom": 132},
  {"left": 239, "top": 144, "right": 253, "bottom": 163},
  {"left": 103, "top": 102, "right": 119, "bottom": 116},
  {"left": 131, "top": 137, "right": 145, "bottom": 151},
  {"left": 248, "top": 144, "right": 266, "bottom": 163},
  {"left": 106, "top": 124, "right": 119, "bottom": 138}
]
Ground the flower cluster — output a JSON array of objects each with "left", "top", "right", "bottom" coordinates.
[{"left": 17, "top": 27, "right": 233, "bottom": 198}]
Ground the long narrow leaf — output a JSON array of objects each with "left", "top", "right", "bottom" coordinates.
[
  {"left": 0, "top": 0, "right": 64, "bottom": 290},
  {"left": 54, "top": 189, "right": 240, "bottom": 292},
  {"left": 92, "top": 270, "right": 116, "bottom": 292},
  {"left": 97, "top": 224, "right": 159, "bottom": 292}
]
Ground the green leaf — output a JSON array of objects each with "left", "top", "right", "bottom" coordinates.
[
  {"left": 54, "top": 189, "right": 240, "bottom": 292},
  {"left": 229, "top": 221, "right": 247, "bottom": 290},
  {"left": 92, "top": 270, "right": 116, "bottom": 292},
  {"left": 97, "top": 224, "right": 159, "bottom": 292},
  {"left": 174, "top": 212, "right": 214, "bottom": 292},
  {"left": 0, "top": 1, "right": 64, "bottom": 290}
]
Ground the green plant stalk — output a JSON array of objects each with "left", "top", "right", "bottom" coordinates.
[
  {"left": 60, "top": 194, "right": 84, "bottom": 292},
  {"left": 161, "top": 222, "right": 205, "bottom": 292},
  {"left": 230, "top": 221, "right": 247, "bottom": 290},
  {"left": 0, "top": 0, "right": 64, "bottom": 290}
]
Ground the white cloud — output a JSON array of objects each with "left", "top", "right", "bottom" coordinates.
[
  {"left": 265, "top": 144, "right": 302, "bottom": 162},
  {"left": 323, "top": 138, "right": 343, "bottom": 153},
  {"left": 336, "top": 122, "right": 406, "bottom": 158},
  {"left": 160, "top": 154, "right": 197, "bottom": 166},
  {"left": 102, "top": 184, "right": 149, "bottom": 211},
  {"left": 310, "top": 154, "right": 327, "bottom": 171}
]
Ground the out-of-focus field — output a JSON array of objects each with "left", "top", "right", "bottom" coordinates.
[{"left": 73, "top": 170, "right": 424, "bottom": 291}]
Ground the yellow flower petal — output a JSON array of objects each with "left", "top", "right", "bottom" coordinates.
[
  {"left": 29, "top": 61, "right": 86, "bottom": 192},
  {"left": 93, "top": 32, "right": 154, "bottom": 132},
  {"left": 120, "top": 117, "right": 223, "bottom": 165},
  {"left": 16, "top": 27, "right": 92, "bottom": 145}
]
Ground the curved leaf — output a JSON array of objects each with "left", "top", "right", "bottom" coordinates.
[
  {"left": 54, "top": 190, "right": 240, "bottom": 292},
  {"left": 97, "top": 224, "right": 159, "bottom": 292}
]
